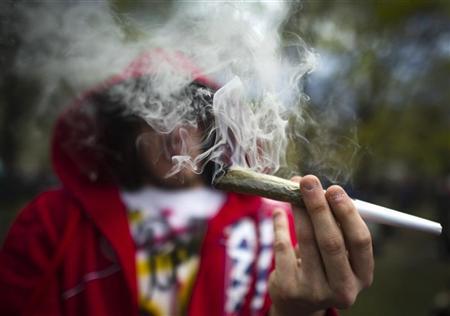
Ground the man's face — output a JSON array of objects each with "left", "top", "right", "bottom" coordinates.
[{"left": 138, "top": 124, "right": 205, "bottom": 189}]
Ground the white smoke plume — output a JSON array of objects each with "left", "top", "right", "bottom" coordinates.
[{"left": 12, "top": 0, "right": 318, "bottom": 179}]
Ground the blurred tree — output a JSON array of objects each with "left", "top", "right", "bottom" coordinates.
[
  {"left": 0, "top": 1, "right": 55, "bottom": 199},
  {"left": 286, "top": 1, "right": 450, "bottom": 194}
]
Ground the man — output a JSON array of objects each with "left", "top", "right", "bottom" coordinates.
[{"left": 0, "top": 53, "right": 373, "bottom": 316}]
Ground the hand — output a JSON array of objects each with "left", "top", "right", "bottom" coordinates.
[{"left": 268, "top": 175, "right": 374, "bottom": 316}]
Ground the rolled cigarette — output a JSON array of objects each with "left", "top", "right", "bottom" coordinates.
[{"left": 213, "top": 167, "right": 442, "bottom": 235}]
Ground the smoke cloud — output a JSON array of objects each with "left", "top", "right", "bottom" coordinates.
[{"left": 12, "top": 0, "right": 318, "bottom": 180}]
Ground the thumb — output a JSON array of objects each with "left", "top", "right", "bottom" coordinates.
[{"left": 273, "top": 208, "right": 297, "bottom": 273}]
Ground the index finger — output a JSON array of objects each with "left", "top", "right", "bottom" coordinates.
[{"left": 300, "top": 175, "right": 354, "bottom": 288}]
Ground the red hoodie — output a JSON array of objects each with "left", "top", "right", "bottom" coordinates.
[{"left": 0, "top": 52, "right": 338, "bottom": 316}]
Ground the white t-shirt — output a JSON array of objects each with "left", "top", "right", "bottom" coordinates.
[{"left": 121, "top": 186, "right": 226, "bottom": 315}]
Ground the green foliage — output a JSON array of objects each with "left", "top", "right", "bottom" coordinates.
[
  {"left": 375, "top": 0, "right": 450, "bottom": 26},
  {"left": 287, "top": 0, "right": 450, "bottom": 186},
  {"left": 359, "top": 103, "right": 450, "bottom": 177}
]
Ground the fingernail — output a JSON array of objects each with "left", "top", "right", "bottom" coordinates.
[
  {"left": 328, "top": 186, "right": 347, "bottom": 202},
  {"left": 302, "top": 180, "right": 318, "bottom": 191},
  {"left": 330, "top": 192, "right": 346, "bottom": 202}
]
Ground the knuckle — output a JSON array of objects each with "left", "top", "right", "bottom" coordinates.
[
  {"left": 309, "top": 203, "right": 328, "bottom": 215},
  {"left": 334, "top": 288, "right": 357, "bottom": 309},
  {"left": 274, "top": 238, "right": 291, "bottom": 253},
  {"left": 353, "top": 232, "right": 373, "bottom": 252},
  {"left": 320, "top": 235, "right": 345, "bottom": 256}
]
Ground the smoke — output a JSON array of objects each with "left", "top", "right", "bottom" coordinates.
[
  {"left": 12, "top": 0, "right": 318, "bottom": 180},
  {"left": 13, "top": 1, "right": 138, "bottom": 95}
]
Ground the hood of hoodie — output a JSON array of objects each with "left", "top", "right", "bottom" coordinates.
[
  {"left": 51, "top": 49, "right": 219, "bottom": 194},
  {"left": 50, "top": 50, "right": 267, "bottom": 236}
]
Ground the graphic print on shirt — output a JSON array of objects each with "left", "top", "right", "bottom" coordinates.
[
  {"left": 224, "top": 214, "right": 274, "bottom": 316},
  {"left": 128, "top": 208, "right": 207, "bottom": 316},
  {"left": 122, "top": 187, "right": 225, "bottom": 316},
  {"left": 251, "top": 217, "right": 274, "bottom": 312}
]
